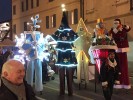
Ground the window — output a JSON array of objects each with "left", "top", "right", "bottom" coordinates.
[
  {"left": 24, "top": 22, "right": 27, "bottom": 31},
  {"left": 21, "top": 0, "right": 28, "bottom": 12},
  {"left": 68, "top": 9, "right": 78, "bottom": 25},
  {"left": 21, "top": 1, "right": 24, "bottom": 12},
  {"left": 26, "top": 0, "right": 28, "bottom": 10},
  {"left": 31, "top": 0, "right": 33, "bottom": 8},
  {"left": 50, "top": 14, "right": 56, "bottom": 28},
  {"left": 13, "top": 24, "right": 16, "bottom": 34},
  {"left": 74, "top": 9, "right": 78, "bottom": 24},
  {"left": 37, "top": 0, "right": 39, "bottom": 7},
  {"left": 49, "top": 0, "right": 54, "bottom": 2},
  {"left": 46, "top": 16, "right": 49, "bottom": 29},
  {"left": 13, "top": 5, "right": 16, "bottom": 15},
  {"left": 130, "top": 0, "right": 133, "bottom": 10},
  {"left": 31, "top": 0, "right": 39, "bottom": 8}
]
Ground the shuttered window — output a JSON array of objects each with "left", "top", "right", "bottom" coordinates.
[
  {"left": 74, "top": 9, "right": 78, "bottom": 24},
  {"left": 24, "top": 22, "right": 27, "bottom": 31},
  {"left": 130, "top": 0, "right": 133, "bottom": 10},
  {"left": 53, "top": 14, "right": 56, "bottom": 28},
  {"left": 46, "top": 16, "right": 49, "bottom": 29}
]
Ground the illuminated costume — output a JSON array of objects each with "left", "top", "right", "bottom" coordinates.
[
  {"left": 15, "top": 15, "right": 45, "bottom": 92},
  {"left": 24, "top": 31, "right": 45, "bottom": 92},
  {"left": 109, "top": 18, "right": 131, "bottom": 89},
  {"left": 74, "top": 18, "right": 91, "bottom": 86},
  {"left": 51, "top": 11, "right": 78, "bottom": 96}
]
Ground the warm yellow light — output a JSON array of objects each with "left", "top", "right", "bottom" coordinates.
[
  {"left": 15, "top": 35, "right": 18, "bottom": 39},
  {"left": 61, "top": 4, "right": 65, "bottom": 8},
  {"left": 27, "top": 22, "right": 30, "bottom": 25},
  {"left": 62, "top": 8, "right": 66, "bottom": 11},
  {"left": 61, "top": 4, "right": 66, "bottom": 11}
]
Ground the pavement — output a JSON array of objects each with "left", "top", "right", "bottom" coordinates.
[{"left": 36, "top": 74, "right": 133, "bottom": 100}]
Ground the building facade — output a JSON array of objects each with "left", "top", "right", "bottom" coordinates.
[
  {"left": 12, "top": 0, "right": 80, "bottom": 36},
  {"left": 12, "top": 0, "right": 133, "bottom": 39}
]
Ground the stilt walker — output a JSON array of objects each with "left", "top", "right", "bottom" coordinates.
[
  {"left": 74, "top": 18, "right": 92, "bottom": 88},
  {"left": 109, "top": 18, "right": 131, "bottom": 89},
  {"left": 15, "top": 14, "right": 45, "bottom": 93},
  {"left": 51, "top": 4, "right": 79, "bottom": 96}
]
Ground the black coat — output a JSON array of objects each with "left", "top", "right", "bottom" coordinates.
[
  {"left": 100, "top": 59, "right": 119, "bottom": 84},
  {"left": 0, "top": 80, "right": 38, "bottom": 100}
]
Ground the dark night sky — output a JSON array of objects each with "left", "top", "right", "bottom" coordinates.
[{"left": 0, "top": 0, "right": 12, "bottom": 23}]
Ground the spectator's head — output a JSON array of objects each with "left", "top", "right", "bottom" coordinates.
[
  {"left": 113, "top": 18, "right": 121, "bottom": 28},
  {"left": 108, "top": 49, "right": 115, "bottom": 60},
  {"left": 1, "top": 60, "right": 25, "bottom": 85}
]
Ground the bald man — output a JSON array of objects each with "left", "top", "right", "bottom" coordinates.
[{"left": 0, "top": 60, "right": 38, "bottom": 100}]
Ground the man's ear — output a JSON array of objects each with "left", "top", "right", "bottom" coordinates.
[{"left": 3, "top": 71, "right": 8, "bottom": 77}]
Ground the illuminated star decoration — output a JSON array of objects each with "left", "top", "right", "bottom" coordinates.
[
  {"left": 63, "top": 58, "right": 68, "bottom": 63},
  {"left": 27, "top": 14, "right": 41, "bottom": 31},
  {"left": 62, "top": 36, "right": 67, "bottom": 41}
]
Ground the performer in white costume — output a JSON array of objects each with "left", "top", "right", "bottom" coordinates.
[{"left": 15, "top": 15, "right": 45, "bottom": 93}]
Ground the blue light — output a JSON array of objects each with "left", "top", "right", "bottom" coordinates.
[
  {"left": 50, "top": 35, "right": 80, "bottom": 43},
  {"left": 57, "top": 28, "right": 72, "bottom": 32},
  {"left": 55, "top": 64, "right": 77, "bottom": 67},
  {"left": 56, "top": 48, "right": 76, "bottom": 52}
]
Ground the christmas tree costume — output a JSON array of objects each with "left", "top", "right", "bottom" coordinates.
[{"left": 51, "top": 11, "right": 78, "bottom": 95}]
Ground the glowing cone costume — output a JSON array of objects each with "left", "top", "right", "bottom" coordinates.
[{"left": 74, "top": 18, "right": 91, "bottom": 84}]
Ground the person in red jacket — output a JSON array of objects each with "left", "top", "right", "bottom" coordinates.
[{"left": 109, "top": 18, "right": 131, "bottom": 89}]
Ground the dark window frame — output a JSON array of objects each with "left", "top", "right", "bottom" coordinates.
[
  {"left": 46, "top": 16, "right": 49, "bottom": 29},
  {"left": 74, "top": 9, "right": 78, "bottom": 24},
  {"left": 21, "top": 1, "right": 24, "bottom": 12},
  {"left": 53, "top": 14, "right": 56, "bottom": 28},
  {"left": 13, "top": 5, "right": 16, "bottom": 15},
  {"left": 31, "top": 0, "right": 33, "bottom": 9},
  {"left": 13, "top": 24, "right": 16, "bottom": 34},
  {"left": 24, "top": 22, "right": 27, "bottom": 31},
  {"left": 49, "top": 0, "right": 54, "bottom": 2},
  {"left": 130, "top": 0, "right": 133, "bottom": 10},
  {"left": 36, "top": 0, "right": 39, "bottom": 7},
  {"left": 26, "top": 0, "right": 28, "bottom": 10}
]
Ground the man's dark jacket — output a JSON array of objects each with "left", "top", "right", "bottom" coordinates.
[{"left": 0, "top": 79, "right": 38, "bottom": 100}]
